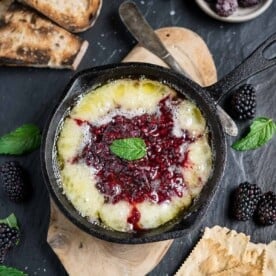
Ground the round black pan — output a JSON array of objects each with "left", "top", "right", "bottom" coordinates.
[{"left": 41, "top": 33, "right": 276, "bottom": 244}]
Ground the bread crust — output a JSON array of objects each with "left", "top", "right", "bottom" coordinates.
[
  {"left": 20, "top": 0, "right": 102, "bottom": 33},
  {"left": 0, "top": 3, "right": 88, "bottom": 69}
]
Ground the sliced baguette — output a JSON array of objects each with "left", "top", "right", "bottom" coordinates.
[
  {"left": 19, "top": 0, "right": 102, "bottom": 33},
  {"left": 0, "top": 3, "right": 88, "bottom": 69}
]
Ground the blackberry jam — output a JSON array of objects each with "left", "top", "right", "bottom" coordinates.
[{"left": 72, "top": 97, "right": 194, "bottom": 226}]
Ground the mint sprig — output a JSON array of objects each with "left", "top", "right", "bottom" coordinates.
[
  {"left": 0, "top": 213, "right": 19, "bottom": 230},
  {"left": 232, "top": 117, "right": 276, "bottom": 151},
  {"left": 110, "top": 138, "right": 147, "bottom": 161},
  {"left": 0, "top": 124, "right": 41, "bottom": 155},
  {"left": 0, "top": 265, "right": 27, "bottom": 276}
]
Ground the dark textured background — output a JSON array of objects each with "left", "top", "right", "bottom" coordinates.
[{"left": 0, "top": 0, "right": 275, "bottom": 275}]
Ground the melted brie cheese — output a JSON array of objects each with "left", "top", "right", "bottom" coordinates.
[
  {"left": 182, "top": 136, "right": 212, "bottom": 197},
  {"left": 57, "top": 79, "right": 212, "bottom": 232}
]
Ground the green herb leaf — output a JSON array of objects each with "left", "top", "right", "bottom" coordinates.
[
  {"left": 0, "top": 213, "right": 19, "bottom": 230},
  {"left": 0, "top": 124, "right": 41, "bottom": 155},
  {"left": 110, "top": 138, "right": 147, "bottom": 161},
  {"left": 0, "top": 265, "right": 27, "bottom": 276},
  {"left": 232, "top": 117, "right": 276, "bottom": 151}
]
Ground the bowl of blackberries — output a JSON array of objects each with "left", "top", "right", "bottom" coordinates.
[{"left": 196, "top": 0, "right": 273, "bottom": 22}]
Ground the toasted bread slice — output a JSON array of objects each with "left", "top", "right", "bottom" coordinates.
[
  {"left": 19, "top": 0, "right": 102, "bottom": 33},
  {"left": 0, "top": 3, "right": 88, "bottom": 69}
]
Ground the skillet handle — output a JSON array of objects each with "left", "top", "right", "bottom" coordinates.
[{"left": 206, "top": 32, "right": 276, "bottom": 102}]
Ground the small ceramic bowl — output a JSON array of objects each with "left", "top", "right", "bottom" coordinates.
[{"left": 195, "top": 0, "right": 273, "bottom": 23}]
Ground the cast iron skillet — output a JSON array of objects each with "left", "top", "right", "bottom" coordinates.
[{"left": 41, "top": 33, "right": 276, "bottom": 244}]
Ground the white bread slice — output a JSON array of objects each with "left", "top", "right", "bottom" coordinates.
[
  {"left": 0, "top": 3, "right": 88, "bottom": 69},
  {"left": 20, "top": 0, "right": 102, "bottom": 33}
]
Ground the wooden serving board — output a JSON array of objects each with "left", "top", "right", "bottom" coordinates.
[{"left": 47, "top": 27, "right": 217, "bottom": 276}]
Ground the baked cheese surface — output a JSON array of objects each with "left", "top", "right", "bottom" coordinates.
[{"left": 57, "top": 79, "right": 212, "bottom": 232}]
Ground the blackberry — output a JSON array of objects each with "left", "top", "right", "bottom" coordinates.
[
  {"left": 0, "top": 223, "right": 19, "bottom": 263},
  {"left": 0, "top": 161, "right": 27, "bottom": 202},
  {"left": 215, "top": 0, "right": 238, "bottom": 17},
  {"left": 230, "top": 84, "right": 256, "bottom": 120},
  {"left": 255, "top": 192, "right": 276, "bottom": 226},
  {"left": 238, "top": 0, "right": 261, "bottom": 7},
  {"left": 232, "top": 182, "right": 262, "bottom": 221}
]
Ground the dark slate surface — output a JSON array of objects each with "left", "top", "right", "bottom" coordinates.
[{"left": 0, "top": 0, "right": 275, "bottom": 275}]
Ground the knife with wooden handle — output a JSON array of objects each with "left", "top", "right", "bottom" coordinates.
[{"left": 119, "top": 1, "right": 238, "bottom": 136}]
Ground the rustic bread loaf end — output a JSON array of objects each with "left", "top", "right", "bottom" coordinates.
[
  {"left": 0, "top": 3, "right": 89, "bottom": 70},
  {"left": 20, "top": 0, "right": 102, "bottom": 33}
]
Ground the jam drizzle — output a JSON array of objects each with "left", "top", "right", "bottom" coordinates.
[{"left": 72, "top": 96, "right": 194, "bottom": 229}]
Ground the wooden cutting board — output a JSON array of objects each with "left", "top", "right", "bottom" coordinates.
[{"left": 47, "top": 27, "right": 217, "bottom": 276}]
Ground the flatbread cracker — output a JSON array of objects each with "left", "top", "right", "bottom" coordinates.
[
  {"left": 263, "top": 241, "right": 276, "bottom": 276},
  {"left": 209, "top": 236, "right": 265, "bottom": 276},
  {"left": 203, "top": 226, "right": 250, "bottom": 262},
  {"left": 243, "top": 242, "right": 266, "bottom": 266},
  {"left": 212, "top": 251, "right": 264, "bottom": 275},
  {"left": 175, "top": 238, "right": 240, "bottom": 276},
  {"left": 176, "top": 226, "right": 275, "bottom": 276},
  {"left": 211, "top": 263, "right": 263, "bottom": 276}
]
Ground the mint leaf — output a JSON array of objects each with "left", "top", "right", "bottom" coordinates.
[
  {"left": 232, "top": 117, "right": 276, "bottom": 151},
  {"left": 110, "top": 138, "right": 147, "bottom": 161},
  {"left": 0, "top": 124, "right": 41, "bottom": 155},
  {"left": 0, "top": 213, "right": 19, "bottom": 230},
  {"left": 0, "top": 265, "right": 27, "bottom": 276}
]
